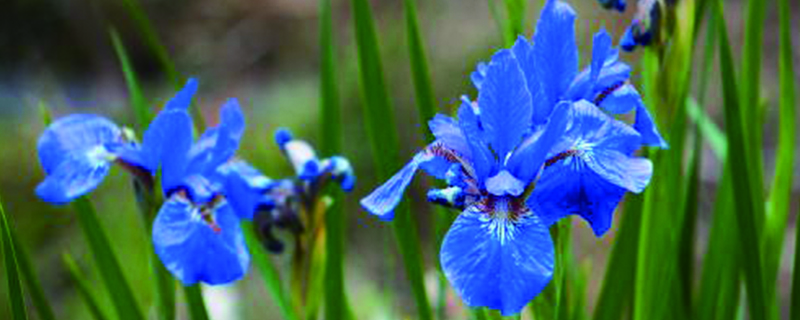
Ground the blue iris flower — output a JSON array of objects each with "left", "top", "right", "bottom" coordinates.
[
  {"left": 148, "top": 79, "right": 257, "bottom": 285},
  {"left": 361, "top": 0, "right": 654, "bottom": 315}
]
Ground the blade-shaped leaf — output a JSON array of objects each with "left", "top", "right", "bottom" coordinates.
[
  {"left": 9, "top": 226, "right": 55, "bottom": 320},
  {"left": 764, "top": 0, "right": 796, "bottom": 313},
  {"left": 1, "top": 201, "right": 28, "bottom": 320},
  {"left": 715, "top": 3, "right": 767, "bottom": 319},
  {"left": 686, "top": 98, "right": 726, "bottom": 158},
  {"left": 350, "top": 0, "right": 432, "bottom": 319},
  {"left": 243, "top": 222, "right": 299, "bottom": 320},
  {"left": 183, "top": 285, "right": 209, "bottom": 320},
  {"left": 73, "top": 197, "right": 144, "bottom": 320},
  {"left": 109, "top": 28, "right": 151, "bottom": 132},
  {"left": 63, "top": 254, "right": 110, "bottom": 320}
]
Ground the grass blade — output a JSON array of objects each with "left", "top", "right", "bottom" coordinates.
[
  {"left": 63, "top": 254, "right": 110, "bottom": 320},
  {"left": 350, "top": 0, "right": 432, "bottom": 319},
  {"left": 715, "top": 3, "right": 767, "bottom": 319},
  {"left": 73, "top": 197, "right": 144, "bottom": 320},
  {"left": 793, "top": 205, "right": 800, "bottom": 319},
  {"left": 109, "top": 28, "right": 151, "bottom": 131},
  {"left": 1, "top": 200, "right": 28, "bottom": 320},
  {"left": 183, "top": 285, "right": 209, "bottom": 320},
  {"left": 764, "top": 0, "right": 796, "bottom": 311},
  {"left": 318, "top": 1, "right": 349, "bottom": 319},
  {"left": 686, "top": 98, "right": 726, "bottom": 159},
  {"left": 243, "top": 222, "right": 299, "bottom": 320},
  {"left": 8, "top": 226, "right": 55, "bottom": 320}
]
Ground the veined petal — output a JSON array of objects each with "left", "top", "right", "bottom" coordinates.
[
  {"left": 36, "top": 114, "right": 122, "bottom": 203},
  {"left": 477, "top": 49, "right": 533, "bottom": 159},
  {"left": 441, "top": 205, "right": 554, "bottom": 316},
  {"left": 152, "top": 195, "right": 250, "bottom": 285},
  {"left": 586, "top": 149, "right": 652, "bottom": 193},
  {"left": 360, "top": 152, "right": 432, "bottom": 221},
  {"left": 428, "top": 114, "right": 471, "bottom": 159},
  {"left": 533, "top": 0, "right": 578, "bottom": 105},
  {"left": 533, "top": 142, "right": 626, "bottom": 237},
  {"left": 37, "top": 114, "right": 121, "bottom": 174},
  {"left": 634, "top": 104, "right": 669, "bottom": 148},
  {"left": 458, "top": 103, "right": 494, "bottom": 183},
  {"left": 598, "top": 83, "right": 639, "bottom": 114},
  {"left": 511, "top": 36, "right": 547, "bottom": 125},
  {"left": 507, "top": 101, "right": 570, "bottom": 183},
  {"left": 165, "top": 78, "right": 199, "bottom": 111}
]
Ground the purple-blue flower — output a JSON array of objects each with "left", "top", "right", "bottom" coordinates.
[{"left": 361, "top": 0, "right": 655, "bottom": 315}]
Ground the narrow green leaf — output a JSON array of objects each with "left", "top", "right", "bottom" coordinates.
[
  {"left": 502, "top": 0, "right": 525, "bottom": 42},
  {"left": 63, "top": 254, "right": 110, "bottom": 320},
  {"left": 486, "top": 0, "right": 508, "bottom": 45},
  {"left": 109, "top": 28, "right": 151, "bottom": 131},
  {"left": 115, "top": 0, "right": 206, "bottom": 130},
  {"left": 678, "top": 101, "right": 702, "bottom": 309},
  {"left": 350, "top": 0, "right": 432, "bottom": 319},
  {"left": 715, "top": 3, "right": 767, "bottom": 319},
  {"left": 9, "top": 226, "right": 56, "bottom": 320},
  {"left": 686, "top": 98, "right": 727, "bottom": 158},
  {"left": 38, "top": 101, "right": 53, "bottom": 126},
  {"left": 592, "top": 194, "right": 643, "bottom": 320},
  {"left": 1, "top": 201, "right": 28, "bottom": 320},
  {"left": 404, "top": 0, "right": 436, "bottom": 141},
  {"left": 764, "top": 0, "right": 796, "bottom": 312},
  {"left": 73, "top": 197, "right": 144, "bottom": 320},
  {"left": 243, "top": 222, "right": 299, "bottom": 320},
  {"left": 318, "top": 1, "right": 349, "bottom": 319},
  {"left": 792, "top": 205, "right": 800, "bottom": 320},
  {"left": 183, "top": 285, "right": 209, "bottom": 320}
]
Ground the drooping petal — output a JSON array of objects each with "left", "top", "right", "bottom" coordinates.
[
  {"left": 598, "top": 83, "right": 639, "bottom": 114},
  {"left": 532, "top": 151, "right": 626, "bottom": 236},
  {"left": 532, "top": 0, "right": 578, "bottom": 106},
  {"left": 320, "top": 156, "right": 357, "bottom": 192},
  {"left": 586, "top": 149, "right": 652, "bottom": 193},
  {"left": 36, "top": 114, "right": 122, "bottom": 203},
  {"left": 477, "top": 49, "right": 532, "bottom": 159},
  {"left": 165, "top": 78, "right": 199, "bottom": 111},
  {"left": 507, "top": 101, "right": 570, "bottom": 183},
  {"left": 216, "top": 159, "right": 273, "bottom": 220},
  {"left": 562, "top": 100, "right": 642, "bottom": 156},
  {"left": 634, "top": 104, "right": 669, "bottom": 148},
  {"left": 152, "top": 196, "right": 250, "bottom": 285},
  {"left": 458, "top": 103, "right": 494, "bottom": 183},
  {"left": 274, "top": 128, "right": 320, "bottom": 180},
  {"left": 441, "top": 205, "right": 554, "bottom": 316},
  {"left": 360, "top": 152, "right": 432, "bottom": 221},
  {"left": 428, "top": 114, "right": 471, "bottom": 159}
]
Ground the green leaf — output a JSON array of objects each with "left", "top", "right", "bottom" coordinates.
[
  {"left": 183, "top": 285, "right": 209, "bottom": 320},
  {"left": 38, "top": 101, "right": 53, "bottom": 126},
  {"left": 792, "top": 205, "right": 800, "bottom": 320},
  {"left": 715, "top": 3, "right": 767, "bottom": 319},
  {"left": 350, "top": 0, "right": 432, "bottom": 319},
  {"left": 243, "top": 222, "right": 299, "bottom": 320},
  {"left": 1, "top": 200, "right": 28, "bottom": 320},
  {"left": 73, "top": 197, "right": 145, "bottom": 320},
  {"left": 764, "top": 0, "right": 796, "bottom": 313},
  {"left": 318, "top": 1, "right": 349, "bottom": 319},
  {"left": 403, "top": 0, "right": 436, "bottom": 141},
  {"left": 63, "top": 254, "right": 110, "bottom": 320},
  {"left": 115, "top": 0, "right": 206, "bottom": 130},
  {"left": 8, "top": 226, "right": 55, "bottom": 320},
  {"left": 109, "top": 28, "right": 151, "bottom": 131},
  {"left": 686, "top": 98, "right": 726, "bottom": 159}
]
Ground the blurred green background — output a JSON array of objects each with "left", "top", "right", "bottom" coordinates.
[{"left": 0, "top": 0, "right": 798, "bottom": 319}]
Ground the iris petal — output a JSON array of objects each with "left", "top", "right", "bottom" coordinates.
[
  {"left": 533, "top": 0, "right": 578, "bottom": 105},
  {"left": 155, "top": 110, "right": 195, "bottom": 195},
  {"left": 36, "top": 114, "right": 122, "bottom": 203},
  {"left": 458, "top": 103, "right": 494, "bottom": 183},
  {"left": 507, "top": 101, "right": 570, "bottom": 183},
  {"left": 428, "top": 114, "right": 471, "bottom": 159},
  {"left": 590, "top": 29, "right": 613, "bottom": 86},
  {"left": 152, "top": 196, "right": 250, "bottom": 285},
  {"left": 360, "top": 153, "right": 432, "bottom": 221},
  {"left": 216, "top": 160, "right": 273, "bottom": 220},
  {"left": 477, "top": 49, "right": 533, "bottom": 159},
  {"left": 511, "top": 36, "right": 547, "bottom": 125},
  {"left": 441, "top": 205, "right": 554, "bottom": 316},
  {"left": 634, "top": 104, "right": 669, "bottom": 148},
  {"left": 598, "top": 84, "right": 639, "bottom": 114},
  {"left": 165, "top": 79, "right": 199, "bottom": 111}
]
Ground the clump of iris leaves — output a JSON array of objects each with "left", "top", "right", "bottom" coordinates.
[{"left": 1, "top": 0, "right": 796, "bottom": 319}]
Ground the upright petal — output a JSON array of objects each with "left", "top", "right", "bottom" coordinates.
[
  {"left": 590, "top": 29, "right": 613, "bottom": 86},
  {"left": 428, "top": 114, "right": 471, "bottom": 159},
  {"left": 152, "top": 196, "right": 250, "bottom": 285},
  {"left": 532, "top": 0, "right": 578, "bottom": 106},
  {"left": 184, "top": 101, "right": 246, "bottom": 179},
  {"left": 155, "top": 110, "right": 195, "bottom": 195},
  {"left": 511, "top": 37, "right": 547, "bottom": 125},
  {"left": 165, "top": 78, "right": 199, "bottom": 111},
  {"left": 441, "top": 205, "right": 554, "bottom": 316},
  {"left": 36, "top": 114, "right": 122, "bottom": 203},
  {"left": 507, "top": 101, "right": 570, "bottom": 183},
  {"left": 477, "top": 49, "right": 533, "bottom": 159},
  {"left": 458, "top": 103, "right": 494, "bottom": 183}
]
